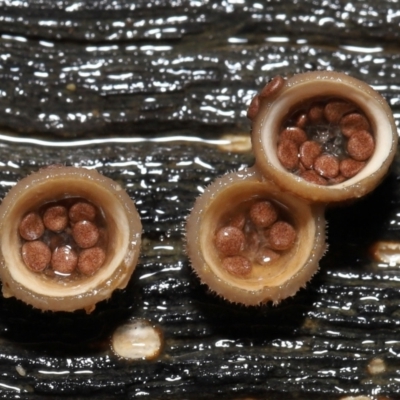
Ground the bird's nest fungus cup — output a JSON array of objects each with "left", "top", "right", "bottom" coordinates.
[
  {"left": 187, "top": 71, "right": 397, "bottom": 305},
  {"left": 186, "top": 168, "right": 326, "bottom": 305},
  {"left": 0, "top": 166, "right": 142, "bottom": 313},
  {"left": 251, "top": 71, "right": 398, "bottom": 203}
]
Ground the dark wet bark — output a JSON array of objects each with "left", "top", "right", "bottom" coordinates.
[{"left": 0, "top": 1, "right": 399, "bottom": 399}]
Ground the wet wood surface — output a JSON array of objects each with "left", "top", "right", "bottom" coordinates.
[{"left": 0, "top": 1, "right": 399, "bottom": 399}]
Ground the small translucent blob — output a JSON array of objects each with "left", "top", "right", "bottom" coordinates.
[
  {"left": 15, "top": 365, "right": 26, "bottom": 377},
  {"left": 339, "top": 396, "right": 372, "bottom": 400},
  {"left": 367, "top": 357, "right": 386, "bottom": 375},
  {"left": 370, "top": 240, "right": 400, "bottom": 265},
  {"left": 111, "top": 319, "right": 162, "bottom": 360}
]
